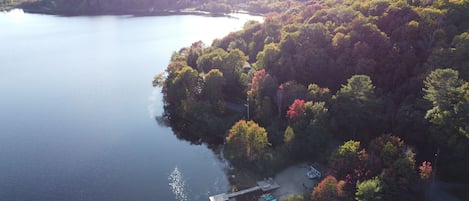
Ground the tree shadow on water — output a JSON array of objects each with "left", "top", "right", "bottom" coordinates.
[{"left": 154, "top": 107, "right": 241, "bottom": 149}]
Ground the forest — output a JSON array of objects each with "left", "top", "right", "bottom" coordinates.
[
  {"left": 0, "top": 0, "right": 29, "bottom": 10},
  {"left": 157, "top": 0, "right": 469, "bottom": 200},
  {"left": 17, "top": 0, "right": 300, "bottom": 15}
]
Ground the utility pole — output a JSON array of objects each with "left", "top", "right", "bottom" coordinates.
[
  {"left": 244, "top": 102, "right": 249, "bottom": 120},
  {"left": 432, "top": 148, "right": 440, "bottom": 183}
]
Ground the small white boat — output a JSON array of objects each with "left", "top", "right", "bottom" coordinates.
[{"left": 307, "top": 166, "right": 321, "bottom": 179}]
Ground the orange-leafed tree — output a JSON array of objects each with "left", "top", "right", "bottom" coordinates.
[{"left": 312, "top": 176, "right": 345, "bottom": 201}]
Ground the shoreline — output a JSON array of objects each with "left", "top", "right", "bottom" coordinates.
[
  {"left": 226, "top": 162, "right": 322, "bottom": 200},
  {"left": 21, "top": 8, "right": 223, "bottom": 17},
  {"left": 8, "top": 5, "right": 264, "bottom": 18},
  {"left": 1, "top": 5, "right": 18, "bottom": 12}
]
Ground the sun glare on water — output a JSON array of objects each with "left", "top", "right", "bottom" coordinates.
[
  {"left": 5, "top": 8, "right": 24, "bottom": 15},
  {"left": 169, "top": 166, "right": 188, "bottom": 201}
]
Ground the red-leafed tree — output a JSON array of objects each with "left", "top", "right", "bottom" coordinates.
[
  {"left": 249, "top": 69, "right": 278, "bottom": 125},
  {"left": 250, "top": 69, "right": 278, "bottom": 101},
  {"left": 419, "top": 161, "right": 432, "bottom": 180},
  {"left": 287, "top": 99, "right": 305, "bottom": 121},
  {"left": 276, "top": 81, "right": 307, "bottom": 117}
]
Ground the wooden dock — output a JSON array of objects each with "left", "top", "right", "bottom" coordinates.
[
  {"left": 227, "top": 186, "right": 261, "bottom": 198},
  {"left": 209, "top": 179, "right": 280, "bottom": 201}
]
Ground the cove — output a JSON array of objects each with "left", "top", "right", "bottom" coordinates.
[{"left": 0, "top": 9, "right": 262, "bottom": 201}]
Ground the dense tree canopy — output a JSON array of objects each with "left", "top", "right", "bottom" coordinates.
[
  {"left": 423, "top": 68, "right": 469, "bottom": 182},
  {"left": 158, "top": 0, "right": 469, "bottom": 195},
  {"left": 332, "top": 75, "right": 383, "bottom": 140},
  {"left": 202, "top": 69, "right": 224, "bottom": 104}
]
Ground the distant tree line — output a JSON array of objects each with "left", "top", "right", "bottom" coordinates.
[
  {"left": 19, "top": 0, "right": 305, "bottom": 14},
  {"left": 1, "top": 0, "right": 30, "bottom": 9}
]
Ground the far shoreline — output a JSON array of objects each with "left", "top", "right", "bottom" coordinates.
[{"left": 8, "top": 6, "right": 264, "bottom": 18}]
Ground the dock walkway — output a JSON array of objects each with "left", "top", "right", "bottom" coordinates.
[
  {"left": 227, "top": 186, "right": 261, "bottom": 198},
  {"left": 209, "top": 179, "right": 280, "bottom": 201}
]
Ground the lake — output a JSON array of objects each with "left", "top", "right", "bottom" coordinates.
[{"left": 0, "top": 9, "right": 262, "bottom": 201}]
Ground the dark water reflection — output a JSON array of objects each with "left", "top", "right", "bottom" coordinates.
[
  {"left": 0, "top": 9, "right": 261, "bottom": 201},
  {"left": 156, "top": 112, "right": 230, "bottom": 147}
]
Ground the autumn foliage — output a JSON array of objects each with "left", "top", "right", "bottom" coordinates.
[
  {"left": 419, "top": 161, "right": 432, "bottom": 180},
  {"left": 287, "top": 99, "right": 306, "bottom": 121},
  {"left": 312, "top": 176, "right": 345, "bottom": 201},
  {"left": 225, "top": 120, "right": 271, "bottom": 161},
  {"left": 328, "top": 141, "right": 370, "bottom": 188},
  {"left": 160, "top": 0, "right": 469, "bottom": 191}
]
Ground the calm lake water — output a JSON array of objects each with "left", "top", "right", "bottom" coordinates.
[{"left": 0, "top": 9, "right": 262, "bottom": 201}]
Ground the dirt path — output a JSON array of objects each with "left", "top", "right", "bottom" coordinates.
[
  {"left": 272, "top": 163, "right": 319, "bottom": 198},
  {"left": 426, "top": 181, "right": 467, "bottom": 201}
]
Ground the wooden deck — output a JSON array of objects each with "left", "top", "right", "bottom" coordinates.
[{"left": 209, "top": 179, "right": 280, "bottom": 201}]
